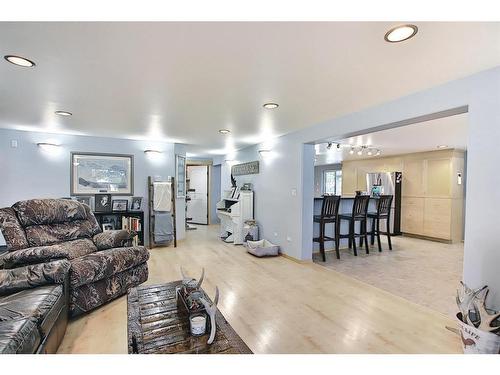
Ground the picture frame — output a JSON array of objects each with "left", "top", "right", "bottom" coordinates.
[
  {"left": 94, "top": 194, "right": 112, "bottom": 213},
  {"left": 102, "top": 223, "right": 114, "bottom": 232},
  {"left": 112, "top": 199, "right": 128, "bottom": 212},
  {"left": 176, "top": 155, "right": 186, "bottom": 198},
  {"left": 130, "top": 196, "right": 143, "bottom": 211},
  {"left": 73, "top": 196, "right": 92, "bottom": 209},
  {"left": 71, "top": 152, "right": 134, "bottom": 196}
]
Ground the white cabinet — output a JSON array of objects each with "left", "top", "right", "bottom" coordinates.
[{"left": 216, "top": 190, "right": 254, "bottom": 245}]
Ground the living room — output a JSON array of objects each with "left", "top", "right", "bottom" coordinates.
[{"left": 1, "top": 1, "right": 499, "bottom": 373}]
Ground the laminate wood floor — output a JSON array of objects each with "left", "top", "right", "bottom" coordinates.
[{"left": 57, "top": 225, "right": 461, "bottom": 354}]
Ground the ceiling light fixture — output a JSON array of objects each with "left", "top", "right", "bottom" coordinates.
[
  {"left": 144, "top": 149, "right": 162, "bottom": 155},
  {"left": 349, "top": 147, "right": 355, "bottom": 155},
  {"left": 384, "top": 24, "right": 418, "bottom": 43},
  {"left": 219, "top": 129, "right": 231, "bottom": 134},
  {"left": 336, "top": 143, "right": 341, "bottom": 151},
  {"left": 357, "top": 148, "right": 363, "bottom": 156},
  {"left": 376, "top": 150, "right": 382, "bottom": 156},
  {"left": 367, "top": 149, "right": 373, "bottom": 156},
  {"left": 37, "top": 142, "right": 60, "bottom": 151},
  {"left": 4, "top": 55, "right": 36, "bottom": 67},
  {"left": 55, "top": 110, "right": 72, "bottom": 117},
  {"left": 437, "top": 145, "right": 448, "bottom": 149},
  {"left": 326, "top": 142, "right": 333, "bottom": 150},
  {"left": 263, "top": 103, "right": 279, "bottom": 109}
]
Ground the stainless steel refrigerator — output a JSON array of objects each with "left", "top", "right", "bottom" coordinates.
[{"left": 366, "top": 172, "right": 402, "bottom": 235}]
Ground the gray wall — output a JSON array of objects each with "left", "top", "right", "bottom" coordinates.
[
  {"left": 313, "top": 163, "right": 342, "bottom": 197},
  {"left": 0, "top": 128, "right": 185, "bottom": 245},
  {"left": 222, "top": 66, "right": 500, "bottom": 309}
]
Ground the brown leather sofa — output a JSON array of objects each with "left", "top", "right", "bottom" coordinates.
[
  {"left": 0, "top": 260, "right": 70, "bottom": 353},
  {"left": 0, "top": 198, "right": 150, "bottom": 353}
]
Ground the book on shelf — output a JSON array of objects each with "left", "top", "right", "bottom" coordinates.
[{"left": 122, "top": 215, "right": 142, "bottom": 246}]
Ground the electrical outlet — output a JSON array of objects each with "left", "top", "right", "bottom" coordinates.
[
  {"left": 291, "top": 188, "right": 297, "bottom": 196},
  {"left": 286, "top": 236, "right": 292, "bottom": 242},
  {"left": 10, "top": 140, "right": 18, "bottom": 148}
]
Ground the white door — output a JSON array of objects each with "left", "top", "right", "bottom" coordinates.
[{"left": 187, "top": 165, "right": 208, "bottom": 224}]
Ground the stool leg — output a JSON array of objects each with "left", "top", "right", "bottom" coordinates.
[
  {"left": 386, "top": 217, "right": 392, "bottom": 250},
  {"left": 364, "top": 219, "right": 369, "bottom": 254},
  {"left": 319, "top": 221, "right": 326, "bottom": 261},
  {"left": 359, "top": 220, "right": 364, "bottom": 247},
  {"left": 348, "top": 220, "right": 352, "bottom": 249},
  {"left": 351, "top": 220, "right": 358, "bottom": 256},
  {"left": 334, "top": 220, "right": 340, "bottom": 260},
  {"left": 370, "top": 217, "right": 375, "bottom": 245},
  {"left": 376, "top": 218, "right": 382, "bottom": 252}
]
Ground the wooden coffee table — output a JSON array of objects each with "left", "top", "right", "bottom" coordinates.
[{"left": 127, "top": 281, "right": 252, "bottom": 354}]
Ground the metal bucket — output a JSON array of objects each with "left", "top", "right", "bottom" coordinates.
[{"left": 457, "top": 313, "right": 500, "bottom": 354}]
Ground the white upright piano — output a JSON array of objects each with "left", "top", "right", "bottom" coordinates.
[{"left": 216, "top": 190, "right": 254, "bottom": 245}]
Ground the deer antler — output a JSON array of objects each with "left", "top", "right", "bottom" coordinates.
[
  {"left": 196, "top": 268, "right": 205, "bottom": 289},
  {"left": 474, "top": 288, "right": 500, "bottom": 333},
  {"left": 456, "top": 282, "right": 485, "bottom": 325},
  {"left": 199, "top": 286, "right": 220, "bottom": 345}
]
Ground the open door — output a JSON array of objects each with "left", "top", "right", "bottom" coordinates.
[{"left": 186, "top": 165, "right": 209, "bottom": 225}]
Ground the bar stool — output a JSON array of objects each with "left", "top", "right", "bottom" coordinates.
[
  {"left": 368, "top": 195, "right": 393, "bottom": 252},
  {"left": 313, "top": 195, "right": 341, "bottom": 261},
  {"left": 338, "top": 195, "right": 370, "bottom": 256}
]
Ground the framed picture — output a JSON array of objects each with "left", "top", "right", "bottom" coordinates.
[
  {"left": 176, "top": 155, "right": 186, "bottom": 198},
  {"left": 73, "top": 196, "right": 92, "bottom": 208},
  {"left": 71, "top": 152, "right": 134, "bottom": 196},
  {"left": 130, "top": 197, "right": 142, "bottom": 211},
  {"left": 102, "top": 223, "right": 114, "bottom": 231},
  {"left": 112, "top": 199, "right": 128, "bottom": 212},
  {"left": 94, "top": 194, "right": 112, "bottom": 213}
]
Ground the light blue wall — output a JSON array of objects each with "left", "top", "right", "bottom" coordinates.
[
  {"left": 0, "top": 128, "right": 184, "bottom": 245},
  {"left": 223, "top": 66, "right": 500, "bottom": 308}
]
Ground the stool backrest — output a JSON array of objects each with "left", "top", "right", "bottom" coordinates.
[
  {"left": 377, "top": 195, "right": 393, "bottom": 216},
  {"left": 352, "top": 195, "right": 370, "bottom": 218},
  {"left": 321, "top": 195, "right": 340, "bottom": 219}
]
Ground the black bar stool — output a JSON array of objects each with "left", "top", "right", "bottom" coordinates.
[
  {"left": 338, "top": 195, "right": 370, "bottom": 256},
  {"left": 368, "top": 195, "right": 393, "bottom": 252},
  {"left": 313, "top": 195, "right": 340, "bottom": 261}
]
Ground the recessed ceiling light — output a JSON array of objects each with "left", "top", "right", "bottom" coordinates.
[
  {"left": 263, "top": 103, "right": 279, "bottom": 109},
  {"left": 437, "top": 145, "right": 448, "bottom": 149},
  {"left": 55, "top": 110, "right": 72, "bottom": 117},
  {"left": 219, "top": 129, "right": 231, "bottom": 134},
  {"left": 4, "top": 55, "right": 36, "bottom": 67},
  {"left": 384, "top": 24, "right": 418, "bottom": 43}
]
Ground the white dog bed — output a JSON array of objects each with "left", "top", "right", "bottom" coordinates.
[{"left": 245, "top": 239, "right": 280, "bottom": 257}]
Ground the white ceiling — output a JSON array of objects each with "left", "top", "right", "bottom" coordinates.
[
  {"left": 314, "top": 113, "right": 468, "bottom": 165},
  {"left": 0, "top": 22, "right": 498, "bottom": 155}
]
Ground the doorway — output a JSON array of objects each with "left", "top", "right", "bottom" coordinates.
[{"left": 186, "top": 165, "right": 209, "bottom": 225}]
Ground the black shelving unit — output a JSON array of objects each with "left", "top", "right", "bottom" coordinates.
[{"left": 93, "top": 211, "right": 145, "bottom": 246}]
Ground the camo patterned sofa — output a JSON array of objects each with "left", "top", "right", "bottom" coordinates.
[{"left": 0, "top": 198, "right": 149, "bottom": 317}]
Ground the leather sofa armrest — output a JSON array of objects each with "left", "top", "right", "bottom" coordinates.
[
  {"left": 93, "top": 230, "right": 136, "bottom": 250},
  {"left": 0, "top": 259, "right": 71, "bottom": 296}
]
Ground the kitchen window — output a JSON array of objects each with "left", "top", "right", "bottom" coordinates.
[{"left": 323, "top": 170, "right": 342, "bottom": 195}]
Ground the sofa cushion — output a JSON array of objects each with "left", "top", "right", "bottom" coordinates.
[
  {"left": 3, "top": 239, "right": 97, "bottom": 269},
  {"left": 0, "top": 318, "right": 41, "bottom": 354},
  {"left": 24, "top": 220, "right": 102, "bottom": 247},
  {"left": 12, "top": 199, "right": 88, "bottom": 227},
  {"left": 0, "top": 208, "right": 29, "bottom": 251},
  {"left": 69, "top": 246, "right": 149, "bottom": 288},
  {"left": 0, "top": 285, "right": 64, "bottom": 337}
]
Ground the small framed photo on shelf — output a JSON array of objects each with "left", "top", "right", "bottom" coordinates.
[
  {"left": 94, "top": 194, "right": 112, "bottom": 213},
  {"left": 130, "top": 197, "right": 142, "bottom": 211},
  {"left": 102, "top": 223, "right": 114, "bottom": 231},
  {"left": 112, "top": 199, "right": 128, "bottom": 212},
  {"left": 73, "top": 196, "right": 92, "bottom": 208}
]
